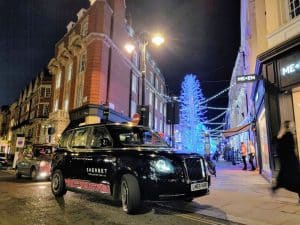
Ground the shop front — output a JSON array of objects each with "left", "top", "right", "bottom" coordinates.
[{"left": 253, "top": 34, "right": 300, "bottom": 181}]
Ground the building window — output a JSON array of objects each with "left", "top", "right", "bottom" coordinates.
[
  {"left": 67, "top": 64, "right": 72, "bottom": 81},
  {"left": 64, "top": 98, "right": 69, "bottom": 112},
  {"left": 131, "top": 75, "right": 137, "bottom": 94},
  {"left": 79, "top": 54, "right": 86, "bottom": 73},
  {"left": 41, "top": 87, "right": 51, "bottom": 98},
  {"left": 76, "top": 85, "right": 83, "bottom": 107},
  {"left": 43, "top": 104, "right": 49, "bottom": 116},
  {"left": 160, "top": 102, "right": 163, "bottom": 114},
  {"left": 54, "top": 99, "right": 58, "bottom": 112},
  {"left": 149, "top": 111, "right": 152, "bottom": 128},
  {"left": 147, "top": 72, "right": 153, "bottom": 85},
  {"left": 149, "top": 92, "right": 153, "bottom": 106},
  {"left": 159, "top": 120, "right": 162, "bottom": 132},
  {"left": 155, "top": 97, "right": 158, "bottom": 110},
  {"left": 45, "top": 88, "right": 51, "bottom": 98},
  {"left": 131, "top": 100, "right": 136, "bottom": 118},
  {"left": 288, "top": 0, "right": 300, "bottom": 19},
  {"left": 56, "top": 72, "right": 61, "bottom": 89},
  {"left": 132, "top": 52, "right": 138, "bottom": 67}
]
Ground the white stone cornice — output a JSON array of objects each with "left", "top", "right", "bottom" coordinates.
[
  {"left": 57, "top": 48, "right": 73, "bottom": 66},
  {"left": 86, "top": 32, "right": 141, "bottom": 76},
  {"left": 68, "top": 34, "right": 85, "bottom": 55}
]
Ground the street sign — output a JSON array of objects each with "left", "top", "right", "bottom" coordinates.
[
  {"left": 236, "top": 74, "right": 262, "bottom": 83},
  {"left": 16, "top": 137, "right": 25, "bottom": 148}
]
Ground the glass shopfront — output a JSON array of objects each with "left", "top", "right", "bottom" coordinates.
[
  {"left": 253, "top": 36, "right": 300, "bottom": 180},
  {"left": 257, "top": 107, "right": 271, "bottom": 179},
  {"left": 292, "top": 88, "right": 300, "bottom": 160}
]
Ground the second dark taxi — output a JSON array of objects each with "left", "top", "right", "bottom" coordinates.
[{"left": 51, "top": 123, "right": 210, "bottom": 214}]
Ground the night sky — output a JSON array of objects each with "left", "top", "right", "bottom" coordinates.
[{"left": 0, "top": 0, "right": 240, "bottom": 122}]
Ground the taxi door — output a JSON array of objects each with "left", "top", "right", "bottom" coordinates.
[
  {"left": 85, "top": 126, "right": 114, "bottom": 194},
  {"left": 68, "top": 127, "right": 91, "bottom": 180}
]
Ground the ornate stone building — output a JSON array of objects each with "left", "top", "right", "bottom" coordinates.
[{"left": 47, "top": 0, "right": 169, "bottom": 142}]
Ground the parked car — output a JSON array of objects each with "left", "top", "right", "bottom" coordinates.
[
  {"left": 16, "top": 145, "right": 55, "bottom": 180},
  {"left": 0, "top": 153, "right": 8, "bottom": 168},
  {"left": 51, "top": 123, "right": 210, "bottom": 214}
]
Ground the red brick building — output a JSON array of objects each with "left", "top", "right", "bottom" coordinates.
[{"left": 48, "top": 0, "right": 169, "bottom": 142}]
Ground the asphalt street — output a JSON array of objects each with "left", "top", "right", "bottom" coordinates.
[{"left": 0, "top": 171, "right": 241, "bottom": 225}]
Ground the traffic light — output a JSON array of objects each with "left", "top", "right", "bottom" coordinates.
[
  {"left": 166, "top": 101, "right": 179, "bottom": 124},
  {"left": 137, "top": 105, "right": 149, "bottom": 126}
]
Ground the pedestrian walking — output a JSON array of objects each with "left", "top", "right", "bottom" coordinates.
[
  {"left": 272, "top": 121, "right": 300, "bottom": 203},
  {"left": 240, "top": 142, "right": 247, "bottom": 170},
  {"left": 248, "top": 141, "right": 256, "bottom": 171}
]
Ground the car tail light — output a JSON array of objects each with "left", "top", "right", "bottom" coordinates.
[{"left": 40, "top": 161, "right": 47, "bottom": 167}]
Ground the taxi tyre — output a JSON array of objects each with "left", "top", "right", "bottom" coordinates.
[
  {"left": 184, "top": 197, "right": 194, "bottom": 202},
  {"left": 51, "top": 169, "right": 67, "bottom": 197},
  {"left": 120, "top": 174, "right": 141, "bottom": 214},
  {"left": 30, "top": 167, "right": 38, "bottom": 181}
]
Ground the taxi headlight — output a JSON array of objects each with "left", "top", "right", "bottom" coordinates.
[{"left": 153, "top": 159, "right": 174, "bottom": 173}]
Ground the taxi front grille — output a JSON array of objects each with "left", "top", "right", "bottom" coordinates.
[{"left": 184, "top": 158, "right": 205, "bottom": 181}]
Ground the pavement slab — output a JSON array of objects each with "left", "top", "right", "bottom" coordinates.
[{"left": 192, "top": 160, "right": 300, "bottom": 225}]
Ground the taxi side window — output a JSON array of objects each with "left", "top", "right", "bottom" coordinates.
[
  {"left": 70, "top": 128, "right": 88, "bottom": 148},
  {"left": 59, "top": 130, "right": 73, "bottom": 148},
  {"left": 90, "top": 126, "right": 112, "bottom": 148}
]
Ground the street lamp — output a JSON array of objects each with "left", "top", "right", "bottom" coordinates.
[{"left": 125, "top": 33, "right": 165, "bottom": 126}]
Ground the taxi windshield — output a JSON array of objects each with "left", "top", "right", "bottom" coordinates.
[{"left": 106, "top": 125, "right": 169, "bottom": 147}]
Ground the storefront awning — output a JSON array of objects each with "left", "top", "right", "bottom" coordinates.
[{"left": 222, "top": 123, "right": 251, "bottom": 138}]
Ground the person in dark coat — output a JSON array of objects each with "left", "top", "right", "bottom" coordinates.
[{"left": 272, "top": 121, "right": 300, "bottom": 203}]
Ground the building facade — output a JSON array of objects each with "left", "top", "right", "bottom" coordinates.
[
  {"left": 227, "top": 0, "right": 300, "bottom": 181},
  {"left": 8, "top": 70, "right": 52, "bottom": 153},
  {"left": 47, "top": 0, "right": 168, "bottom": 142},
  {"left": 0, "top": 106, "right": 10, "bottom": 154}
]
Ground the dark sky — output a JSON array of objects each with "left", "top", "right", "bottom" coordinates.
[{"left": 0, "top": 0, "right": 240, "bottom": 122}]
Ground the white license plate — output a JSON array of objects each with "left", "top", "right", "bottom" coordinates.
[{"left": 191, "top": 182, "right": 208, "bottom": 191}]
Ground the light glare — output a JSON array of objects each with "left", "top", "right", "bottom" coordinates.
[
  {"left": 124, "top": 43, "right": 135, "bottom": 53},
  {"left": 152, "top": 34, "right": 165, "bottom": 46}
]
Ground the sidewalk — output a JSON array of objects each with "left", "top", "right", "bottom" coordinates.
[{"left": 191, "top": 160, "right": 300, "bottom": 225}]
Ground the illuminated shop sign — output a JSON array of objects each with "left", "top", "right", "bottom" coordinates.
[
  {"left": 281, "top": 62, "right": 300, "bottom": 76},
  {"left": 236, "top": 74, "right": 262, "bottom": 83},
  {"left": 278, "top": 49, "right": 300, "bottom": 88}
]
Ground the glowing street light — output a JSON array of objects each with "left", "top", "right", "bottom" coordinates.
[
  {"left": 125, "top": 32, "right": 165, "bottom": 126},
  {"left": 151, "top": 34, "right": 165, "bottom": 46}
]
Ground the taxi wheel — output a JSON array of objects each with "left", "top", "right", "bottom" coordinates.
[
  {"left": 184, "top": 197, "right": 194, "bottom": 202},
  {"left": 30, "top": 168, "right": 38, "bottom": 181},
  {"left": 51, "top": 169, "right": 67, "bottom": 197},
  {"left": 120, "top": 174, "right": 141, "bottom": 214}
]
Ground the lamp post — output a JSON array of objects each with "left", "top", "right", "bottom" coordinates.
[{"left": 125, "top": 33, "right": 165, "bottom": 126}]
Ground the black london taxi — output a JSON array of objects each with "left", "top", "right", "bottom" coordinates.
[{"left": 51, "top": 123, "right": 210, "bottom": 214}]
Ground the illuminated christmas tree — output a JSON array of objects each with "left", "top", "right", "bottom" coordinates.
[{"left": 179, "top": 74, "right": 207, "bottom": 154}]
